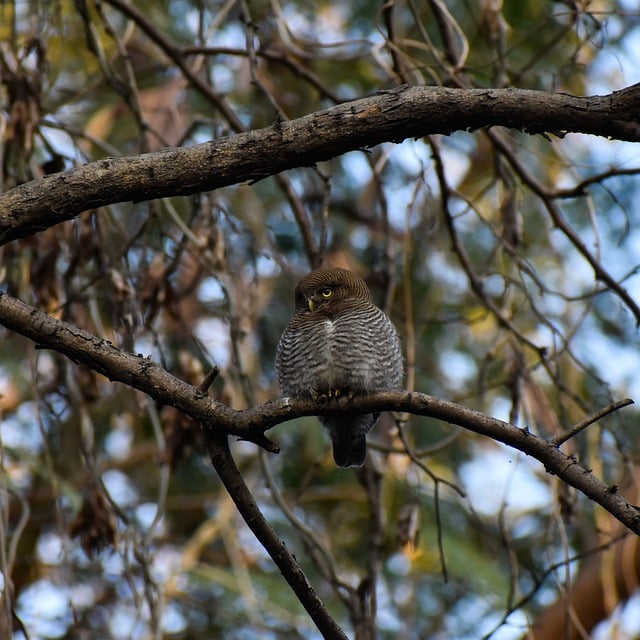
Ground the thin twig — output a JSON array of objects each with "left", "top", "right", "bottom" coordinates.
[
  {"left": 199, "top": 366, "right": 220, "bottom": 392},
  {"left": 104, "top": 0, "right": 245, "bottom": 132},
  {"left": 430, "top": 136, "right": 546, "bottom": 358},
  {"left": 487, "top": 129, "right": 640, "bottom": 326},
  {"left": 550, "top": 398, "right": 634, "bottom": 447},
  {"left": 180, "top": 45, "right": 344, "bottom": 103},
  {"left": 258, "top": 450, "right": 354, "bottom": 604}
]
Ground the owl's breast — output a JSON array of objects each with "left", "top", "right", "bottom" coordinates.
[
  {"left": 276, "top": 303, "right": 403, "bottom": 398},
  {"left": 311, "top": 315, "right": 379, "bottom": 391}
]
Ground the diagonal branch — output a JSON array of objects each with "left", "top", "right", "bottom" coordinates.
[
  {"left": 2, "top": 83, "right": 640, "bottom": 245},
  {"left": 205, "top": 429, "right": 349, "bottom": 640},
  {"left": 550, "top": 398, "right": 635, "bottom": 447}
]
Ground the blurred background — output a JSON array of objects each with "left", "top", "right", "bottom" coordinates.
[{"left": 1, "top": 0, "right": 640, "bottom": 638}]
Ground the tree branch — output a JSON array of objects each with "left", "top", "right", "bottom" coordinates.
[
  {"left": 205, "top": 429, "right": 349, "bottom": 640},
  {"left": 550, "top": 398, "right": 635, "bottom": 447},
  {"left": 2, "top": 83, "right": 639, "bottom": 245},
  {"left": 0, "top": 290, "right": 638, "bottom": 537}
]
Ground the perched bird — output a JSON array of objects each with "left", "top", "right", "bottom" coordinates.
[{"left": 276, "top": 268, "right": 403, "bottom": 467}]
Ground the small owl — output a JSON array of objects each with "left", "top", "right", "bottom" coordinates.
[{"left": 276, "top": 268, "right": 403, "bottom": 467}]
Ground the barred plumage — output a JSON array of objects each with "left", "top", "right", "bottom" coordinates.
[{"left": 276, "top": 268, "right": 403, "bottom": 467}]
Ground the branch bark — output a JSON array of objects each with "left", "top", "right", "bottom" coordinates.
[{"left": 1, "top": 83, "right": 639, "bottom": 245}]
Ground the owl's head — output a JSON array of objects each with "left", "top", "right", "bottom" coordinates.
[{"left": 294, "top": 268, "right": 373, "bottom": 313}]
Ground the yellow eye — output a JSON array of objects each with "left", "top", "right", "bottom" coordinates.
[{"left": 321, "top": 288, "right": 332, "bottom": 298}]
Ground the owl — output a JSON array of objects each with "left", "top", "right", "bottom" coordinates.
[{"left": 276, "top": 268, "right": 403, "bottom": 467}]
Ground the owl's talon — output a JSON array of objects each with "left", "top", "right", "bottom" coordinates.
[
  {"left": 335, "top": 390, "right": 355, "bottom": 407},
  {"left": 316, "top": 389, "right": 347, "bottom": 403}
]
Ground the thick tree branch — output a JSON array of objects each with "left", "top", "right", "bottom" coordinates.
[
  {"left": 0, "top": 290, "right": 638, "bottom": 537},
  {"left": 1, "top": 83, "right": 639, "bottom": 245}
]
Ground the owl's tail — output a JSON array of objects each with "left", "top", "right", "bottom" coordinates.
[{"left": 321, "top": 414, "right": 379, "bottom": 468}]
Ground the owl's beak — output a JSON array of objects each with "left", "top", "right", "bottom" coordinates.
[{"left": 307, "top": 297, "right": 316, "bottom": 312}]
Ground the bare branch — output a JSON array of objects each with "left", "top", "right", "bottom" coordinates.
[
  {"left": 205, "top": 429, "right": 349, "bottom": 640},
  {"left": 2, "top": 84, "right": 640, "bottom": 245},
  {"left": 0, "top": 290, "right": 639, "bottom": 538},
  {"left": 487, "top": 128, "right": 640, "bottom": 325},
  {"left": 550, "top": 398, "right": 634, "bottom": 447},
  {"left": 103, "top": 0, "right": 245, "bottom": 132}
]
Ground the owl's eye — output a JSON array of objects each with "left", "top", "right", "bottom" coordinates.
[{"left": 321, "top": 288, "right": 333, "bottom": 298}]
